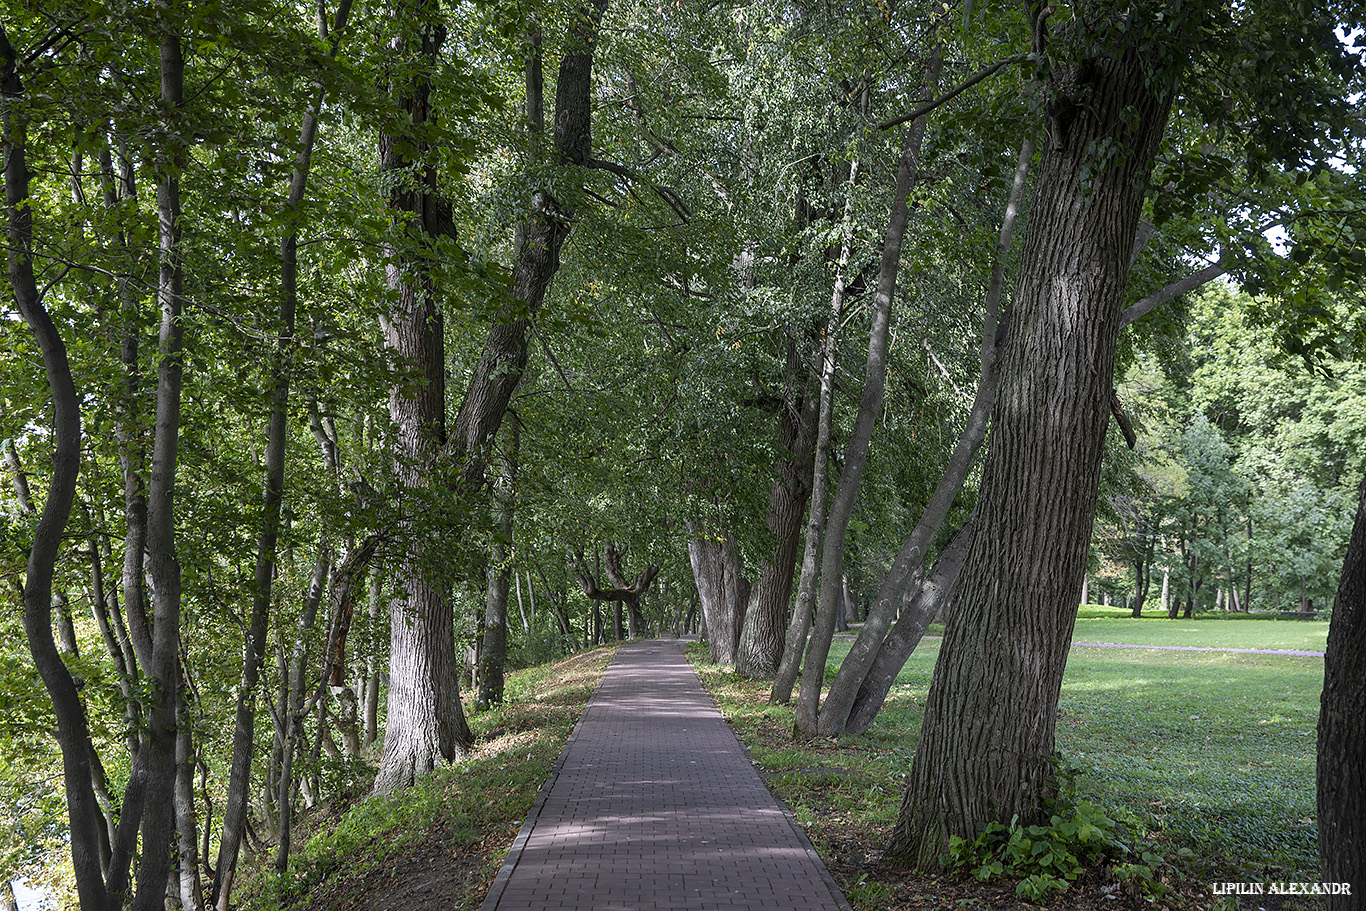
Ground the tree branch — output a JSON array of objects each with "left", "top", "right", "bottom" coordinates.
[
  {"left": 1120, "top": 256, "right": 1227, "bottom": 328},
  {"left": 877, "top": 55, "right": 1026, "bottom": 131},
  {"left": 585, "top": 157, "right": 691, "bottom": 223}
]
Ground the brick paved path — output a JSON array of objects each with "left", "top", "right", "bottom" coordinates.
[{"left": 481, "top": 640, "right": 850, "bottom": 911}]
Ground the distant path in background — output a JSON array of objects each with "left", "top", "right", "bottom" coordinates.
[
  {"left": 1069, "top": 641, "right": 1324, "bottom": 657},
  {"left": 833, "top": 631, "right": 1324, "bottom": 658}
]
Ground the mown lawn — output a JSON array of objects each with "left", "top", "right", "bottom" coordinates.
[
  {"left": 692, "top": 616, "right": 1326, "bottom": 907},
  {"left": 1069, "top": 608, "right": 1329, "bottom": 652},
  {"left": 869, "top": 635, "right": 1323, "bottom": 874}
]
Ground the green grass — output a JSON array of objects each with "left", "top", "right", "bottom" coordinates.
[
  {"left": 246, "top": 646, "right": 615, "bottom": 911},
  {"left": 691, "top": 617, "right": 1326, "bottom": 897},
  {"left": 1070, "top": 615, "right": 1329, "bottom": 651}
]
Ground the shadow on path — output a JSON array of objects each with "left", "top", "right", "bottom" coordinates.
[{"left": 481, "top": 641, "right": 851, "bottom": 911}]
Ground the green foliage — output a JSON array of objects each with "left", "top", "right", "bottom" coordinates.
[
  {"left": 939, "top": 774, "right": 1177, "bottom": 903},
  {"left": 248, "top": 648, "right": 612, "bottom": 911}
]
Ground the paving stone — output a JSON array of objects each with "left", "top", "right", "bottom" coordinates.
[{"left": 481, "top": 641, "right": 850, "bottom": 911}]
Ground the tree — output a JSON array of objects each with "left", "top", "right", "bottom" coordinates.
[
  {"left": 1319, "top": 474, "right": 1366, "bottom": 910},
  {"left": 888, "top": 0, "right": 1359, "bottom": 866},
  {"left": 887, "top": 5, "right": 1181, "bottom": 866}
]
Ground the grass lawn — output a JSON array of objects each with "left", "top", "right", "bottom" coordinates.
[
  {"left": 1069, "top": 607, "right": 1329, "bottom": 652},
  {"left": 690, "top": 616, "right": 1326, "bottom": 909}
]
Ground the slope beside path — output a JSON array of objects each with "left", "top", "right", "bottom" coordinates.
[{"left": 480, "top": 640, "right": 851, "bottom": 911}]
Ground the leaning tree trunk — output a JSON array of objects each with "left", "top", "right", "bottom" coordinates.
[
  {"left": 795, "top": 50, "right": 941, "bottom": 737},
  {"left": 1318, "top": 474, "right": 1366, "bottom": 910},
  {"left": 886, "top": 44, "right": 1174, "bottom": 868},
  {"left": 770, "top": 160, "right": 862, "bottom": 707},
  {"left": 844, "top": 518, "right": 974, "bottom": 735},
  {"left": 815, "top": 137, "right": 1032, "bottom": 738}
]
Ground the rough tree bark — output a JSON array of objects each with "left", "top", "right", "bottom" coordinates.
[
  {"left": 1318, "top": 474, "right": 1366, "bottom": 910},
  {"left": 371, "top": 0, "right": 473, "bottom": 796},
  {"left": 687, "top": 532, "right": 744, "bottom": 664},
  {"left": 375, "top": 0, "right": 607, "bottom": 793},
  {"left": 886, "top": 37, "right": 1175, "bottom": 867},
  {"left": 735, "top": 333, "right": 819, "bottom": 679}
]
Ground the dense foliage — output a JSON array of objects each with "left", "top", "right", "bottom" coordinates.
[{"left": 3, "top": 0, "right": 1364, "bottom": 905}]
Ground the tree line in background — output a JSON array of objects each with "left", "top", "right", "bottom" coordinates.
[
  {"left": 1093, "top": 287, "right": 1366, "bottom": 618},
  {"left": 4, "top": 0, "right": 1366, "bottom": 907}
]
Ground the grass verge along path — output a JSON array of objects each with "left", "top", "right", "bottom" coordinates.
[
  {"left": 689, "top": 626, "right": 1324, "bottom": 911},
  {"left": 247, "top": 646, "right": 614, "bottom": 911}
]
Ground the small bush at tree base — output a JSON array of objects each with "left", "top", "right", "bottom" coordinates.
[{"left": 943, "top": 767, "right": 1176, "bottom": 903}]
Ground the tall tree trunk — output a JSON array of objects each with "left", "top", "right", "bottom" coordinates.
[
  {"left": 478, "top": 420, "right": 518, "bottom": 710},
  {"left": 770, "top": 264, "right": 842, "bottom": 704},
  {"left": 4, "top": 27, "right": 112, "bottom": 909},
  {"left": 121, "top": 12, "right": 190, "bottom": 910},
  {"left": 1318, "top": 475, "right": 1366, "bottom": 911},
  {"left": 796, "top": 50, "right": 942, "bottom": 737},
  {"left": 816, "top": 136, "right": 1032, "bottom": 737},
  {"left": 212, "top": 5, "right": 352, "bottom": 901},
  {"left": 363, "top": 573, "right": 383, "bottom": 747},
  {"left": 768, "top": 156, "right": 854, "bottom": 703},
  {"left": 886, "top": 43, "right": 1174, "bottom": 868},
  {"left": 372, "top": 0, "right": 472, "bottom": 793},
  {"left": 375, "top": 0, "right": 606, "bottom": 794},
  {"left": 736, "top": 334, "right": 819, "bottom": 679}
]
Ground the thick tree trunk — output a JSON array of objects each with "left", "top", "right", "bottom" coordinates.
[
  {"left": 796, "top": 51, "right": 941, "bottom": 737},
  {"left": 1318, "top": 475, "right": 1366, "bottom": 910},
  {"left": 688, "top": 534, "right": 743, "bottom": 665},
  {"left": 886, "top": 45, "right": 1173, "bottom": 868},
  {"left": 373, "top": 0, "right": 471, "bottom": 793},
  {"left": 736, "top": 335, "right": 819, "bottom": 679},
  {"left": 376, "top": 0, "right": 605, "bottom": 793}
]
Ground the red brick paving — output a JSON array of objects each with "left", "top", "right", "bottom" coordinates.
[{"left": 481, "top": 641, "right": 850, "bottom": 911}]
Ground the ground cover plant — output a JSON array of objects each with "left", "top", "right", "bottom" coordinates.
[
  {"left": 245, "top": 647, "right": 613, "bottom": 911},
  {"left": 688, "top": 615, "right": 1325, "bottom": 910}
]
